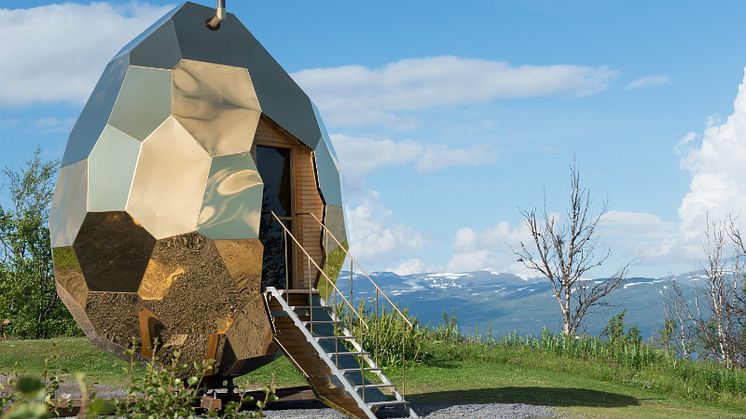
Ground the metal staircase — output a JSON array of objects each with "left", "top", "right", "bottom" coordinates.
[{"left": 262, "top": 212, "right": 418, "bottom": 419}]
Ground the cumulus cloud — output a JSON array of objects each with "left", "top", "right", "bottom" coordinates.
[
  {"left": 678, "top": 68, "right": 746, "bottom": 242},
  {"left": 626, "top": 75, "right": 671, "bottom": 90},
  {"left": 332, "top": 134, "right": 497, "bottom": 179},
  {"left": 386, "top": 259, "right": 428, "bottom": 276},
  {"left": 446, "top": 221, "right": 535, "bottom": 277},
  {"left": 346, "top": 191, "right": 426, "bottom": 263},
  {"left": 294, "top": 56, "right": 618, "bottom": 127},
  {"left": 0, "top": 2, "right": 173, "bottom": 106}
]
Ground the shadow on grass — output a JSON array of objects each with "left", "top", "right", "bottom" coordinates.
[{"left": 409, "top": 386, "right": 640, "bottom": 408}]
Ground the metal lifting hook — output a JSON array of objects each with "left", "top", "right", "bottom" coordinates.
[{"left": 206, "top": 0, "right": 226, "bottom": 30}]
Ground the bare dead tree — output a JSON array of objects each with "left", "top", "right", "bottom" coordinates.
[
  {"left": 511, "top": 162, "right": 630, "bottom": 336},
  {"left": 663, "top": 280, "right": 695, "bottom": 359}
]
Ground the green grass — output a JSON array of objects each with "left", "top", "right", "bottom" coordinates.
[{"left": 1, "top": 338, "right": 745, "bottom": 418}]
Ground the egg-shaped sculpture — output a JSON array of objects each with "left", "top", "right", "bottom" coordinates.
[{"left": 50, "top": 1, "right": 346, "bottom": 378}]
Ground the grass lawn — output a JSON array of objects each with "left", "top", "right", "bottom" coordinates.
[{"left": 1, "top": 338, "right": 744, "bottom": 418}]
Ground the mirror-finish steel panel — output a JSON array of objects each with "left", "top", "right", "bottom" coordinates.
[
  {"left": 127, "top": 117, "right": 211, "bottom": 239},
  {"left": 73, "top": 212, "right": 156, "bottom": 292},
  {"left": 61, "top": 55, "right": 129, "bottom": 167},
  {"left": 52, "top": 246, "right": 88, "bottom": 308},
  {"left": 50, "top": 159, "right": 87, "bottom": 248},
  {"left": 87, "top": 125, "right": 141, "bottom": 212},
  {"left": 127, "top": 20, "right": 182, "bottom": 69},
  {"left": 248, "top": 46, "right": 321, "bottom": 149},
  {"left": 198, "top": 152, "right": 263, "bottom": 240},
  {"left": 109, "top": 66, "right": 172, "bottom": 141},
  {"left": 173, "top": 60, "right": 260, "bottom": 156},
  {"left": 213, "top": 239, "right": 263, "bottom": 295},
  {"left": 323, "top": 205, "right": 347, "bottom": 254},
  {"left": 312, "top": 102, "right": 340, "bottom": 166},
  {"left": 314, "top": 140, "right": 343, "bottom": 206},
  {"left": 114, "top": 4, "right": 181, "bottom": 63},
  {"left": 171, "top": 4, "right": 258, "bottom": 68}
]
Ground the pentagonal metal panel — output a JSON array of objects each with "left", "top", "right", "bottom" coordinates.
[
  {"left": 198, "top": 152, "right": 263, "bottom": 240},
  {"left": 314, "top": 140, "right": 343, "bottom": 206},
  {"left": 170, "top": 3, "right": 258, "bottom": 68},
  {"left": 248, "top": 45, "right": 321, "bottom": 149},
  {"left": 109, "top": 66, "right": 172, "bottom": 141},
  {"left": 88, "top": 125, "right": 141, "bottom": 212},
  {"left": 52, "top": 247, "right": 88, "bottom": 309},
  {"left": 127, "top": 20, "right": 182, "bottom": 69},
  {"left": 126, "top": 117, "right": 211, "bottom": 239},
  {"left": 323, "top": 205, "right": 347, "bottom": 255},
  {"left": 61, "top": 54, "right": 129, "bottom": 167},
  {"left": 113, "top": 4, "right": 181, "bottom": 64},
  {"left": 213, "top": 239, "right": 263, "bottom": 295},
  {"left": 173, "top": 60, "right": 260, "bottom": 156},
  {"left": 73, "top": 212, "right": 156, "bottom": 292},
  {"left": 223, "top": 293, "right": 274, "bottom": 362},
  {"left": 49, "top": 159, "right": 87, "bottom": 248}
]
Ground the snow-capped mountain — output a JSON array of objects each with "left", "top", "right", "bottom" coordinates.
[{"left": 334, "top": 271, "right": 707, "bottom": 339}]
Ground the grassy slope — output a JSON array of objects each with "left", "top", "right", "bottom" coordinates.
[{"left": 1, "top": 338, "right": 743, "bottom": 418}]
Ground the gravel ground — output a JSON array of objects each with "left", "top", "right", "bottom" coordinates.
[{"left": 264, "top": 401, "right": 558, "bottom": 418}]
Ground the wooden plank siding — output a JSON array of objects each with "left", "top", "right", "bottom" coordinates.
[{"left": 252, "top": 117, "right": 324, "bottom": 290}]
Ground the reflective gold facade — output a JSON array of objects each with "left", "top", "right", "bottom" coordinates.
[{"left": 51, "top": 1, "right": 345, "bottom": 377}]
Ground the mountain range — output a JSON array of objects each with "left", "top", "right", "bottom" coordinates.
[{"left": 333, "top": 270, "right": 709, "bottom": 339}]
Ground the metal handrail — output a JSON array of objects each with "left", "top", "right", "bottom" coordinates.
[
  {"left": 270, "top": 211, "right": 369, "bottom": 331},
  {"left": 300, "top": 212, "right": 414, "bottom": 329}
]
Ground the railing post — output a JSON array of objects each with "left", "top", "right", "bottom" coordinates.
[
  {"left": 308, "top": 256, "right": 312, "bottom": 335},
  {"left": 284, "top": 229, "right": 289, "bottom": 290},
  {"left": 375, "top": 288, "right": 379, "bottom": 366}
]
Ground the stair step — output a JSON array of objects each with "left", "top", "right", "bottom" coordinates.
[
  {"left": 339, "top": 367, "right": 382, "bottom": 373},
  {"left": 315, "top": 335, "right": 356, "bottom": 341},
  {"left": 328, "top": 351, "right": 370, "bottom": 357},
  {"left": 354, "top": 383, "right": 395, "bottom": 390},
  {"left": 281, "top": 289, "right": 320, "bottom": 295},
  {"left": 367, "top": 400, "right": 409, "bottom": 408}
]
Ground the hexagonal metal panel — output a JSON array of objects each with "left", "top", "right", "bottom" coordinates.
[
  {"left": 73, "top": 212, "right": 156, "bottom": 292},
  {"left": 87, "top": 125, "right": 141, "bottom": 212},
  {"left": 49, "top": 159, "right": 87, "bottom": 248},
  {"left": 61, "top": 54, "right": 129, "bottom": 167},
  {"left": 248, "top": 45, "right": 321, "bottom": 149},
  {"left": 126, "top": 117, "right": 212, "bottom": 239},
  {"left": 213, "top": 239, "right": 263, "bottom": 295},
  {"left": 170, "top": 3, "right": 258, "bottom": 68},
  {"left": 108, "top": 66, "right": 172, "bottom": 141},
  {"left": 125, "top": 20, "right": 182, "bottom": 69},
  {"left": 198, "top": 152, "right": 263, "bottom": 240},
  {"left": 52, "top": 246, "right": 88, "bottom": 310},
  {"left": 323, "top": 205, "right": 347, "bottom": 254},
  {"left": 173, "top": 60, "right": 260, "bottom": 156}
]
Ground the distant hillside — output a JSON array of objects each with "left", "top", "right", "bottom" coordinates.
[{"left": 334, "top": 271, "right": 707, "bottom": 339}]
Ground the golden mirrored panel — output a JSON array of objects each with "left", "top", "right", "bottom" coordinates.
[
  {"left": 86, "top": 291, "right": 141, "bottom": 350},
  {"left": 108, "top": 66, "right": 172, "bottom": 141},
  {"left": 87, "top": 125, "right": 141, "bottom": 212},
  {"left": 52, "top": 247, "right": 88, "bottom": 308},
  {"left": 127, "top": 117, "right": 212, "bottom": 239},
  {"left": 140, "top": 233, "right": 250, "bottom": 335},
  {"left": 73, "top": 212, "right": 156, "bottom": 292},
  {"left": 213, "top": 239, "right": 263, "bottom": 295},
  {"left": 198, "top": 152, "right": 263, "bottom": 240},
  {"left": 50, "top": 159, "right": 87, "bottom": 248},
  {"left": 173, "top": 60, "right": 260, "bottom": 157},
  {"left": 56, "top": 282, "right": 95, "bottom": 337},
  {"left": 223, "top": 293, "right": 275, "bottom": 361}
]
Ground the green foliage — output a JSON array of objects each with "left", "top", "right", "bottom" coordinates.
[
  {"left": 339, "top": 301, "right": 428, "bottom": 368},
  {"left": 0, "top": 148, "right": 78, "bottom": 338},
  {"left": 0, "top": 341, "right": 276, "bottom": 418},
  {"left": 602, "top": 311, "right": 642, "bottom": 346}
]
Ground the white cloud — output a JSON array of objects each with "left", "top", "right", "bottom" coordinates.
[
  {"left": 675, "top": 131, "right": 698, "bottom": 154},
  {"left": 626, "top": 75, "right": 671, "bottom": 90},
  {"left": 332, "top": 134, "right": 497, "bottom": 179},
  {"left": 446, "top": 221, "right": 535, "bottom": 277},
  {"left": 294, "top": 56, "right": 618, "bottom": 127},
  {"left": 387, "top": 259, "right": 427, "bottom": 276},
  {"left": 346, "top": 190, "right": 426, "bottom": 263},
  {"left": 677, "top": 68, "right": 746, "bottom": 243},
  {"left": 0, "top": 2, "right": 173, "bottom": 106}
]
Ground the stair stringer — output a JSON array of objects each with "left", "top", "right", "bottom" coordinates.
[{"left": 264, "top": 287, "right": 377, "bottom": 419}]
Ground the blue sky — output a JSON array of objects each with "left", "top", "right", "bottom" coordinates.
[{"left": 3, "top": 1, "right": 746, "bottom": 277}]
